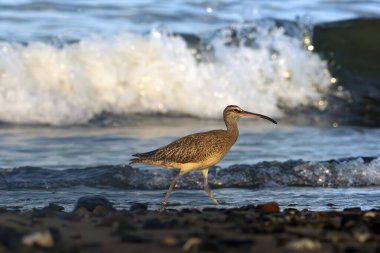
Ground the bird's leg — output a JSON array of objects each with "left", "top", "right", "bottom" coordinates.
[
  {"left": 202, "top": 169, "right": 219, "bottom": 205},
  {"left": 161, "top": 171, "right": 183, "bottom": 209}
]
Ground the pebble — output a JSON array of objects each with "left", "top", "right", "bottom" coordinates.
[
  {"left": 286, "top": 238, "right": 322, "bottom": 250},
  {"left": 22, "top": 230, "right": 54, "bottom": 248},
  {"left": 75, "top": 207, "right": 90, "bottom": 218},
  {"left": 93, "top": 205, "right": 110, "bottom": 216},
  {"left": 143, "top": 218, "right": 166, "bottom": 229},
  {"left": 74, "top": 195, "right": 115, "bottom": 212},
  {"left": 255, "top": 202, "right": 280, "bottom": 214},
  {"left": 161, "top": 236, "right": 178, "bottom": 246},
  {"left": 363, "top": 211, "right": 377, "bottom": 218},
  {"left": 324, "top": 231, "right": 352, "bottom": 243},
  {"left": 130, "top": 203, "right": 148, "bottom": 212},
  {"left": 43, "top": 203, "right": 64, "bottom": 212},
  {"left": 183, "top": 237, "right": 202, "bottom": 251},
  {"left": 121, "top": 232, "right": 151, "bottom": 243},
  {"left": 283, "top": 208, "right": 300, "bottom": 215},
  {"left": 344, "top": 207, "right": 362, "bottom": 213},
  {"left": 0, "top": 228, "right": 23, "bottom": 249},
  {"left": 351, "top": 226, "right": 371, "bottom": 243}
]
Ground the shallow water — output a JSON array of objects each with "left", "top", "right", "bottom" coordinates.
[{"left": 1, "top": 187, "right": 379, "bottom": 212}]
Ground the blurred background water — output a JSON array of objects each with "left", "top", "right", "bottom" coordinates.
[{"left": 0, "top": 0, "right": 379, "bottom": 211}]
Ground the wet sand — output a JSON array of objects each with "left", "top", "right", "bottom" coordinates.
[{"left": 0, "top": 197, "right": 379, "bottom": 253}]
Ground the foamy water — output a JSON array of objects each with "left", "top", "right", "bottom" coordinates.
[{"left": 0, "top": 22, "right": 331, "bottom": 125}]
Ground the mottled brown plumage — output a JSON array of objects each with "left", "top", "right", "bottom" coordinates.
[{"left": 130, "top": 105, "right": 277, "bottom": 208}]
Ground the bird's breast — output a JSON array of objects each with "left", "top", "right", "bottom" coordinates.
[{"left": 177, "top": 153, "right": 226, "bottom": 173}]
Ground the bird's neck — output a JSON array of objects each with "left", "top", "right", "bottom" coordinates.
[{"left": 225, "top": 119, "right": 239, "bottom": 143}]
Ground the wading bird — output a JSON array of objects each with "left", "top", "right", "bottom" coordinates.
[{"left": 130, "top": 105, "right": 277, "bottom": 208}]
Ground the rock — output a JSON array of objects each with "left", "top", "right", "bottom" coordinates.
[
  {"left": 220, "top": 238, "right": 253, "bottom": 247},
  {"left": 325, "top": 231, "right": 352, "bottom": 243},
  {"left": 143, "top": 218, "right": 166, "bottom": 229},
  {"left": 121, "top": 232, "right": 152, "bottom": 243},
  {"left": 73, "top": 196, "right": 115, "bottom": 212},
  {"left": 238, "top": 204, "right": 256, "bottom": 211},
  {"left": 344, "top": 246, "right": 368, "bottom": 253},
  {"left": 183, "top": 237, "right": 202, "bottom": 252},
  {"left": 286, "top": 238, "right": 322, "bottom": 250},
  {"left": 22, "top": 230, "right": 54, "bottom": 248},
  {"left": 161, "top": 236, "right": 179, "bottom": 246},
  {"left": 363, "top": 211, "right": 377, "bottom": 218},
  {"left": 202, "top": 207, "right": 218, "bottom": 212},
  {"left": 93, "top": 205, "right": 110, "bottom": 216},
  {"left": 75, "top": 207, "right": 90, "bottom": 218},
  {"left": 104, "top": 214, "right": 137, "bottom": 232},
  {"left": 199, "top": 239, "right": 221, "bottom": 252},
  {"left": 351, "top": 226, "right": 371, "bottom": 243},
  {"left": 344, "top": 207, "right": 362, "bottom": 213},
  {"left": 0, "top": 228, "right": 23, "bottom": 249},
  {"left": 143, "top": 218, "right": 179, "bottom": 229},
  {"left": 130, "top": 203, "right": 148, "bottom": 212},
  {"left": 43, "top": 203, "right": 64, "bottom": 212},
  {"left": 255, "top": 202, "right": 280, "bottom": 214}
]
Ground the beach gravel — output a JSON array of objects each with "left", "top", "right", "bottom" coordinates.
[{"left": 0, "top": 198, "right": 379, "bottom": 252}]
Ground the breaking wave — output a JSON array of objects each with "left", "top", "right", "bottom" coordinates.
[
  {"left": 0, "top": 157, "right": 379, "bottom": 190},
  {"left": 0, "top": 21, "right": 332, "bottom": 125}
]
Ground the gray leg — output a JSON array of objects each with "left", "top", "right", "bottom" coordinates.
[
  {"left": 161, "top": 171, "right": 183, "bottom": 208},
  {"left": 202, "top": 169, "right": 219, "bottom": 205}
]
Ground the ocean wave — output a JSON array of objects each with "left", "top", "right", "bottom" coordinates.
[
  {"left": 0, "top": 157, "right": 379, "bottom": 190},
  {"left": 0, "top": 20, "right": 332, "bottom": 125}
]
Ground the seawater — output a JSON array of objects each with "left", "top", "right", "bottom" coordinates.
[{"left": 0, "top": 0, "right": 379, "bottom": 211}]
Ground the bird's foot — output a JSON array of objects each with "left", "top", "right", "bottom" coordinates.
[{"left": 159, "top": 202, "right": 167, "bottom": 212}]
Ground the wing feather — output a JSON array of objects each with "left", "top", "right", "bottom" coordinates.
[{"left": 133, "top": 130, "right": 228, "bottom": 164}]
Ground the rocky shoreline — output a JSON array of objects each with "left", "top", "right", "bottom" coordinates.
[{"left": 0, "top": 196, "right": 379, "bottom": 253}]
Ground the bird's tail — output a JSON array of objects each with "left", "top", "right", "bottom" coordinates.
[{"left": 129, "top": 158, "right": 142, "bottom": 165}]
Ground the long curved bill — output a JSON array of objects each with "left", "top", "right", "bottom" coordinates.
[{"left": 240, "top": 111, "right": 278, "bottom": 124}]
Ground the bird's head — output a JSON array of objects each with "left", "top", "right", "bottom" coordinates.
[{"left": 223, "top": 105, "right": 277, "bottom": 124}]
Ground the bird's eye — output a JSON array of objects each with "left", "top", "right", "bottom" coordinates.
[{"left": 233, "top": 109, "right": 240, "bottom": 112}]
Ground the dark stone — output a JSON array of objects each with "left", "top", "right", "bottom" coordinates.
[
  {"left": 43, "top": 203, "right": 64, "bottom": 212},
  {"left": 48, "top": 227, "right": 61, "bottom": 244},
  {"left": 73, "top": 195, "right": 115, "bottom": 212},
  {"left": 93, "top": 205, "right": 110, "bottom": 216},
  {"left": 31, "top": 208, "right": 47, "bottom": 218},
  {"left": 220, "top": 238, "right": 253, "bottom": 247},
  {"left": 199, "top": 240, "right": 221, "bottom": 252},
  {"left": 371, "top": 216, "right": 380, "bottom": 234},
  {"left": 130, "top": 203, "right": 148, "bottom": 212},
  {"left": 255, "top": 202, "right": 280, "bottom": 214},
  {"left": 121, "top": 233, "right": 152, "bottom": 243},
  {"left": 0, "top": 228, "right": 23, "bottom": 249},
  {"left": 202, "top": 207, "right": 218, "bottom": 212},
  {"left": 143, "top": 218, "right": 179, "bottom": 229},
  {"left": 143, "top": 219, "right": 166, "bottom": 229},
  {"left": 345, "top": 246, "right": 367, "bottom": 253},
  {"left": 238, "top": 205, "right": 256, "bottom": 211},
  {"left": 344, "top": 207, "right": 362, "bottom": 213}
]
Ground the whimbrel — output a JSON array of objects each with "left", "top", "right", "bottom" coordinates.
[{"left": 130, "top": 105, "right": 277, "bottom": 207}]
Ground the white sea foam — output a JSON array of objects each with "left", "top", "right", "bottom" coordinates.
[{"left": 0, "top": 25, "right": 332, "bottom": 125}]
